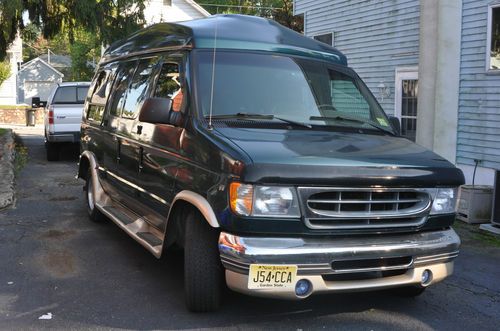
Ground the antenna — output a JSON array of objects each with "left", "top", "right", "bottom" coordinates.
[{"left": 208, "top": 16, "right": 219, "bottom": 130}]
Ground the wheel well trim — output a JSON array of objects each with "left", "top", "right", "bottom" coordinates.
[
  {"left": 78, "top": 150, "right": 97, "bottom": 179},
  {"left": 170, "top": 190, "right": 220, "bottom": 228}
]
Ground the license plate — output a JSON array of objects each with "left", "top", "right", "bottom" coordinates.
[{"left": 248, "top": 264, "right": 297, "bottom": 289}]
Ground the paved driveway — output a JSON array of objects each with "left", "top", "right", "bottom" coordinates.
[{"left": 0, "top": 126, "right": 499, "bottom": 330}]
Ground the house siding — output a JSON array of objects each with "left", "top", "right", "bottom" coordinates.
[
  {"left": 294, "top": 0, "right": 420, "bottom": 115},
  {"left": 457, "top": 0, "right": 500, "bottom": 170}
]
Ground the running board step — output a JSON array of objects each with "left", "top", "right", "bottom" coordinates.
[
  {"left": 137, "top": 232, "right": 162, "bottom": 247},
  {"left": 97, "top": 201, "right": 164, "bottom": 258}
]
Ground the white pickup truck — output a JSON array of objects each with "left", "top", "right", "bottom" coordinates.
[{"left": 44, "top": 82, "right": 90, "bottom": 161}]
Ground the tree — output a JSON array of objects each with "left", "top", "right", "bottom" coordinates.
[
  {"left": 0, "top": 0, "right": 147, "bottom": 61},
  {"left": 197, "top": 0, "right": 303, "bottom": 32}
]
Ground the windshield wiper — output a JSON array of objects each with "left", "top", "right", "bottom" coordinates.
[
  {"left": 309, "top": 115, "right": 395, "bottom": 136},
  {"left": 207, "top": 113, "right": 312, "bottom": 128}
]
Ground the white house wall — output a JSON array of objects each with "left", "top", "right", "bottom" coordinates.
[
  {"left": 457, "top": 0, "right": 500, "bottom": 176},
  {"left": 294, "top": 0, "right": 420, "bottom": 115},
  {"left": 144, "top": 0, "right": 208, "bottom": 24},
  {"left": 17, "top": 59, "right": 63, "bottom": 104}
]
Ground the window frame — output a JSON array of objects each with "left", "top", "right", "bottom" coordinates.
[
  {"left": 486, "top": 3, "right": 500, "bottom": 73},
  {"left": 312, "top": 32, "right": 334, "bottom": 46}
]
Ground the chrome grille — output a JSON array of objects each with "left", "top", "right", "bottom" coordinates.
[{"left": 298, "top": 187, "right": 432, "bottom": 230}]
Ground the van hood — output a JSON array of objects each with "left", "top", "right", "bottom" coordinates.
[{"left": 214, "top": 127, "right": 465, "bottom": 187}]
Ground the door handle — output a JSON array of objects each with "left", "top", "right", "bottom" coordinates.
[{"left": 136, "top": 125, "right": 143, "bottom": 135}]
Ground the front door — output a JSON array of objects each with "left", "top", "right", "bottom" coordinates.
[{"left": 395, "top": 68, "right": 418, "bottom": 141}]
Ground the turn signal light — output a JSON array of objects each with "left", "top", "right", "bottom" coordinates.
[{"left": 229, "top": 182, "right": 253, "bottom": 216}]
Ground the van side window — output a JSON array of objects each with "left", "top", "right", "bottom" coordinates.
[
  {"left": 87, "top": 68, "right": 116, "bottom": 123},
  {"left": 109, "top": 61, "right": 137, "bottom": 117},
  {"left": 154, "top": 63, "right": 183, "bottom": 112},
  {"left": 121, "top": 58, "right": 157, "bottom": 119}
]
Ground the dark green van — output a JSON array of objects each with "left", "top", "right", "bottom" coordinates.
[{"left": 78, "top": 15, "right": 464, "bottom": 312}]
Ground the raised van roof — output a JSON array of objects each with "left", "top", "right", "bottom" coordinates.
[{"left": 101, "top": 14, "right": 347, "bottom": 66}]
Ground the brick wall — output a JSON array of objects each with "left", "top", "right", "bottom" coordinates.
[{"left": 0, "top": 108, "right": 44, "bottom": 125}]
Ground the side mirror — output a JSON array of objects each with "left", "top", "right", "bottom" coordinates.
[
  {"left": 138, "top": 97, "right": 172, "bottom": 124},
  {"left": 389, "top": 116, "right": 401, "bottom": 136}
]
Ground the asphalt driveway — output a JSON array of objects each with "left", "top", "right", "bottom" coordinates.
[{"left": 0, "top": 125, "right": 499, "bottom": 330}]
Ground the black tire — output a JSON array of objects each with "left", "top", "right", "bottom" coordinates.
[
  {"left": 84, "top": 169, "right": 105, "bottom": 222},
  {"left": 46, "top": 142, "right": 60, "bottom": 161},
  {"left": 184, "top": 210, "right": 223, "bottom": 312},
  {"left": 394, "top": 285, "right": 426, "bottom": 297}
]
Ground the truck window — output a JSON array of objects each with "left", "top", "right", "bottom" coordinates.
[
  {"left": 52, "top": 86, "right": 89, "bottom": 104},
  {"left": 121, "top": 58, "right": 157, "bottom": 119}
]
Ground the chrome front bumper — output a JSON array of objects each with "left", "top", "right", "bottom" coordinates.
[{"left": 218, "top": 229, "right": 460, "bottom": 299}]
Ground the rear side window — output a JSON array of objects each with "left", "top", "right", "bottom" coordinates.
[
  {"left": 87, "top": 66, "right": 117, "bottom": 123},
  {"left": 53, "top": 86, "right": 89, "bottom": 104}
]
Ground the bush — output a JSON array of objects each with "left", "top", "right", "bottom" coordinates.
[{"left": 0, "top": 61, "right": 11, "bottom": 86}]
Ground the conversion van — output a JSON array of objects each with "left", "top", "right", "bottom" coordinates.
[{"left": 78, "top": 15, "right": 464, "bottom": 312}]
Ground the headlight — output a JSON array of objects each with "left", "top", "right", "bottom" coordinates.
[
  {"left": 229, "top": 183, "right": 301, "bottom": 218},
  {"left": 430, "top": 188, "right": 458, "bottom": 215}
]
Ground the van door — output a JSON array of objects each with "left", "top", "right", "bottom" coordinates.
[
  {"left": 114, "top": 57, "right": 162, "bottom": 220},
  {"left": 134, "top": 59, "right": 186, "bottom": 231},
  {"left": 100, "top": 60, "right": 137, "bottom": 199}
]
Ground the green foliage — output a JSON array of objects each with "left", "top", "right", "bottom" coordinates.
[
  {"left": 0, "top": 0, "right": 147, "bottom": 61},
  {"left": 197, "top": 0, "right": 303, "bottom": 32},
  {"left": 0, "top": 60, "right": 12, "bottom": 86},
  {"left": 70, "top": 30, "right": 99, "bottom": 81}
]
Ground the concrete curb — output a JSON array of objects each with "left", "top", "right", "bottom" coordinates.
[{"left": 0, "top": 129, "right": 15, "bottom": 209}]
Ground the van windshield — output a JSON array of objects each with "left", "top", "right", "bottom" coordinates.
[{"left": 194, "top": 51, "right": 393, "bottom": 133}]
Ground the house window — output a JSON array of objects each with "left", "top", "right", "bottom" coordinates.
[
  {"left": 487, "top": 4, "right": 500, "bottom": 71},
  {"left": 395, "top": 68, "right": 418, "bottom": 141},
  {"left": 313, "top": 32, "right": 334, "bottom": 46},
  {"left": 163, "top": 0, "right": 172, "bottom": 6}
]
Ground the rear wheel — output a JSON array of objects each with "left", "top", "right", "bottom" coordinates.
[
  {"left": 84, "top": 169, "right": 105, "bottom": 222},
  {"left": 46, "top": 142, "right": 60, "bottom": 161},
  {"left": 184, "top": 210, "right": 223, "bottom": 312}
]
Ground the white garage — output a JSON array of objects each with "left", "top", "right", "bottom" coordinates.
[{"left": 17, "top": 57, "right": 63, "bottom": 104}]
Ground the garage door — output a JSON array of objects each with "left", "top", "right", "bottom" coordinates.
[{"left": 24, "top": 81, "right": 58, "bottom": 104}]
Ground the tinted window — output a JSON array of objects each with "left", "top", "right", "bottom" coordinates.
[
  {"left": 109, "top": 61, "right": 137, "bottom": 117},
  {"left": 53, "top": 86, "right": 89, "bottom": 104},
  {"left": 121, "top": 58, "right": 157, "bottom": 119},
  {"left": 87, "top": 67, "right": 117, "bottom": 123},
  {"left": 154, "top": 63, "right": 183, "bottom": 112}
]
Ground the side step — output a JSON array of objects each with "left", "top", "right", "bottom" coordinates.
[{"left": 98, "top": 203, "right": 164, "bottom": 258}]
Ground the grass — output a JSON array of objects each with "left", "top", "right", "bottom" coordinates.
[
  {"left": 13, "top": 135, "right": 28, "bottom": 175},
  {"left": 454, "top": 220, "right": 500, "bottom": 248},
  {"left": 0, "top": 128, "right": 7, "bottom": 137}
]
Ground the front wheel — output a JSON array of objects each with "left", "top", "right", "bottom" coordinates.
[{"left": 184, "top": 210, "right": 223, "bottom": 312}]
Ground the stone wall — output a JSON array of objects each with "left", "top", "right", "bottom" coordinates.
[{"left": 0, "top": 107, "right": 44, "bottom": 125}]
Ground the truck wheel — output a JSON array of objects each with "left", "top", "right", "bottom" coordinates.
[
  {"left": 184, "top": 210, "right": 222, "bottom": 312},
  {"left": 84, "top": 169, "right": 105, "bottom": 222},
  {"left": 395, "top": 285, "right": 426, "bottom": 297},
  {"left": 46, "top": 142, "right": 60, "bottom": 161}
]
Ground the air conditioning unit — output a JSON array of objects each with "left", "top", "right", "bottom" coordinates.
[
  {"left": 457, "top": 185, "right": 493, "bottom": 224},
  {"left": 491, "top": 170, "right": 500, "bottom": 226}
]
